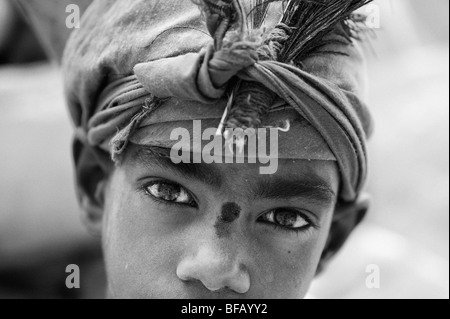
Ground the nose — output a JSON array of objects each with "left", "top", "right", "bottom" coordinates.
[{"left": 176, "top": 242, "right": 250, "bottom": 294}]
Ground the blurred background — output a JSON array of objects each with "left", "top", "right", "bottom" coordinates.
[{"left": 0, "top": 0, "right": 448, "bottom": 299}]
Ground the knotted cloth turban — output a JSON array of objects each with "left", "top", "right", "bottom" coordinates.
[{"left": 62, "top": 0, "right": 374, "bottom": 202}]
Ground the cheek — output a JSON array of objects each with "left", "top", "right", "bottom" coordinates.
[
  {"left": 249, "top": 222, "right": 332, "bottom": 298},
  {"left": 101, "top": 171, "right": 186, "bottom": 298}
]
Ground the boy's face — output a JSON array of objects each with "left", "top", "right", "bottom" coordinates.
[{"left": 100, "top": 144, "right": 340, "bottom": 299}]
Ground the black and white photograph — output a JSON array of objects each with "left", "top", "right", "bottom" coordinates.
[{"left": 0, "top": 0, "right": 448, "bottom": 302}]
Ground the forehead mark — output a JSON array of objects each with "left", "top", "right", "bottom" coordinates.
[{"left": 214, "top": 202, "right": 242, "bottom": 238}]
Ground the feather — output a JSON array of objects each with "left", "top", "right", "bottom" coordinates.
[
  {"left": 195, "top": 0, "right": 373, "bottom": 55},
  {"left": 193, "top": 0, "right": 373, "bottom": 141},
  {"left": 247, "top": 0, "right": 271, "bottom": 29},
  {"left": 192, "top": 0, "right": 239, "bottom": 48},
  {"left": 279, "top": 0, "right": 373, "bottom": 63}
]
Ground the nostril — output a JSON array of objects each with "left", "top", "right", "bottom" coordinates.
[
  {"left": 233, "top": 283, "right": 250, "bottom": 294},
  {"left": 203, "top": 282, "right": 225, "bottom": 292},
  {"left": 177, "top": 271, "right": 224, "bottom": 293},
  {"left": 176, "top": 265, "right": 195, "bottom": 282},
  {"left": 227, "top": 271, "right": 251, "bottom": 294},
  {"left": 176, "top": 247, "right": 250, "bottom": 294}
]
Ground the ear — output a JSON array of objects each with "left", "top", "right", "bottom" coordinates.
[
  {"left": 316, "top": 193, "right": 371, "bottom": 275},
  {"left": 73, "top": 139, "right": 113, "bottom": 237}
]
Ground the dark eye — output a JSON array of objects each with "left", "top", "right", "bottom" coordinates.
[
  {"left": 145, "top": 181, "right": 196, "bottom": 207},
  {"left": 259, "top": 208, "right": 310, "bottom": 231}
]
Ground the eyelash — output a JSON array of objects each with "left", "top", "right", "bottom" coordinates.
[
  {"left": 140, "top": 180, "right": 319, "bottom": 234},
  {"left": 141, "top": 180, "right": 198, "bottom": 208},
  {"left": 258, "top": 210, "right": 318, "bottom": 234}
]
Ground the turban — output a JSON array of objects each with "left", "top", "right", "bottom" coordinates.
[{"left": 62, "top": 0, "right": 374, "bottom": 202}]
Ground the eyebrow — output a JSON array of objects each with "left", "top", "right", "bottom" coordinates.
[
  {"left": 130, "top": 146, "right": 224, "bottom": 189},
  {"left": 250, "top": 176, "right": 337, "bottom": 204},
  {"left": 129, "top": 146, "right": 336, "bottom": 204}
]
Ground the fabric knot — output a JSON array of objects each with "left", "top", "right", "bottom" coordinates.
[
  {"left": 63, "top": 0, "right": 374, "bottom": 203},
  {"left": 208, "top": 31, "right": 261, "bottom": 88}
]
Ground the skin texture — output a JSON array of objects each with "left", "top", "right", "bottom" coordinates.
[
  {"left": 215, "top": 202, "right": 242, "bottom": 238},
  {"left": 97, "top": 144, "right": 343, "bottom": 299}
]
